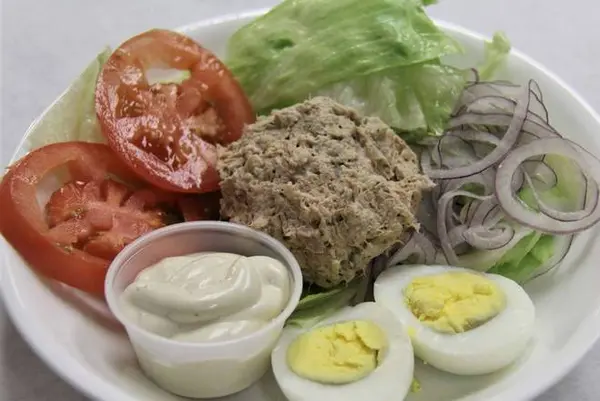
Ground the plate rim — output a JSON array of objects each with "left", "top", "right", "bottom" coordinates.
[{"left": 2, "top": 10, "right": 600, "bottom": 401}]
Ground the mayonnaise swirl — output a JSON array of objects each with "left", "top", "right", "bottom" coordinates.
[{"left": 120, "top": 252, "right": 290, "bottom": 342}]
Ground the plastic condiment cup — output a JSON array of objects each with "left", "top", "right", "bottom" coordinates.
[{"left": 104, "top": 221, "right": 303, "bottom": 399}]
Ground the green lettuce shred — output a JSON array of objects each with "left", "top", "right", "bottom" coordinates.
[
  {"left": 294, "top": 285, "right": 348, "bottom": 312},
  {"left": 227, "top": 0, "right": 513, "bottom": 139},
  {"left": 27, "top": 48, "right": 112, "bottom": 150},
  {"left": 477, "top": 32, "right": 511, "bottom": 81},
  {"left": 287, "top": 282, "right": 359, "bottom": 328},
  {"left": 321, "top": 62, "right": 466, "bottom": 135},
  {"left": 226, "top": 0, "right": 462, "bottom": 131},
  {"left": 461, "top": 155, "right": 582, "bottom": 282},
  {"left": 488, "top": 233, "right": 555, "bottom": 283},
  {"left": 490, "top": 155, "right": 582, "bottom": 281}
]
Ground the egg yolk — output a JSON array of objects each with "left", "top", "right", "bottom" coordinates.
[
  {"left": 404, "top": 272, "right": 506, "bottom": 334},
  {"left": 286, "top": 320, "right": 387, "bottom": 384}
]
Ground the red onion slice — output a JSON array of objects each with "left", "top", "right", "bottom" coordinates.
[
  {"left": 469, "top": 197, "right": 501, "bottom": 227},
  {"left": 522, "top": 160, "right": 558, "bottom": 190},
  {"left": 452, "top": 130, "right": 501, "bottom": 146},
  {"left": 437, "top": 190, "right": 492, "bottom": 265},
  {"left": 521, "top": 170, "right": 591, "bottom": 222},
  {"left": 449, "top": 113, "right": 559, "bottom": 139},
  {"left": 448, "top": 225, "right": 468, "bottom": 247},
  {"left": 459, "top": 81, "right": 522, "bottom": 110},
  {"left": 495, "top": 138, "right": 600, "bottom": 233},
  {"left": 462, "top": 224, "right": 515, "bottom": 250},
  {"left": 456, "top": 95, "right": 517, "bottom": 116},
  {"left": 387, "top": 231, "right": 436, "bottom": 267},
  {"left": 416, "top": 194, "right": 438, "bottom": 236},
  {"left": 424, "top": 81, "right": 532, "bottom": 180},
  {"left": 387, "top": 233, "right": 424, "bottom": 267},
  {"left": 528, "top": 80, "right": 551, "bottom": 124},
  {"left": 400, "top": 79, "right": 599, "bottom": 280},
  {"left": 413, "top": 231, "right": 437, "bottom": 264},
  {"left": 430, "top": 134, "right": 479, "bottom": 168}
]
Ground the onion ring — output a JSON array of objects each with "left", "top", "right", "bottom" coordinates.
[{"left": 495, "top": 138, "right": 600, "bottom": 233}]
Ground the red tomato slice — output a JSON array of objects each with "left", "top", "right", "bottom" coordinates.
[
  {"left": 95, "top": 29, "right": 255, "bottom": 193},
  {"left": 177, "top": 191, "right": 222, "bottom": 222},
  {"left": 0, "top": 142, "right": 218, "bottom": 296}
]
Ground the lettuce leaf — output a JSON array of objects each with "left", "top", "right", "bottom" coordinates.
[
  {"left": 320, "top": 62, "right": 465, "bottom": 134},
  {"left": 27, "top": 48, "right": 111, "bottom": 150},
  {"left": 287, "top": 283, "right": 359, "bottom": 328},
  {"left": 318, "top": 32, "right": 511, "bottom": 136},
  {"left": 488, "top": 233, "right": 555, "bottom": 283},
  {"left": 455, "top": 221, "right": 555, "bottom": 284},
  {"left": 477, "top": 32, "right": 511, "bottom": 81},
  {"left": 294, "top": 285, "right": 348, "bottom": 311},
  {"left": 540, "top": 154, "right": 586, "bottom": 211},
  {"left": 227, "top": 0, "right": 513, "bottom": 140},
  {"left": 489, "top": 155, "right": 583, "bottom": 281},
  {"left": 226, "top": 0, "right": 462, "bottom": 115},
  {"left": 455, "top": 226, "right": 535, "bottom": 272},
  {"left": 465, "top": 155, "right": 581, "bottom": 282}
]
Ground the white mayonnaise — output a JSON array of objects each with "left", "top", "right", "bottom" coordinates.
[{"left": 120, "top": 252, "right": 291, "bottom": 343}]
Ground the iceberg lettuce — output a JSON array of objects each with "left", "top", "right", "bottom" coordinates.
[
  {"left": 227, "top": 0, "right": 511, "bottom": 138},
  {"left": 27, "top": 48, "right": 111, "bottom": 150},
  {"left": 226, "top": 0, "right": 462, "bottom": 134}
]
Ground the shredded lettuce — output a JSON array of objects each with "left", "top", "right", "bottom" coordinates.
[
  {"left": 489, "top": 155, "right": 583, "bottom": 281},
  {"left": 488, "top": 233, "right": 555, "bottom": 283},
  {"left": 294, "top": 285, "right": 348, "bottom": 312},
  {"left": 456, "top": 226, "right": 534, "bottom": 272},
  {"left": 540, "top": 154, "right": 586, "bottom": 211},
  {"left": 459, "top": 154, "right": 581, "bottom": 281},
  {"left": 319, "top": 31, "right": 511, "bottom": 137},
  {"left": 226, "top": 0, "right": 462, "bottom": 124},
  {"left": 456, "top": 221, "right": 555, "bottom": 283},
  {"left": 320, "top": 62, "right": 465, "bottom": 134},
  {"left": 27, "top": 48, "right": 111, "bottom": 150},
  {"left": 477, "top": 32, "right": 511, "bottom": 81},
  {"left": 287, "top": 283, "right": 359, "bottom": 328},
  {"left": 227, "top": 0, "right": 514, "bottom": 139}
]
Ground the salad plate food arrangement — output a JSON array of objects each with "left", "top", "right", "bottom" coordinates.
[{"left": 2, "top": 1, "right": 600, "bottom": 401}]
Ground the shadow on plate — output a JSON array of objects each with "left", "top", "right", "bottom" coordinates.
[
  {"left": 45, "top": 279, "right": 124, "bottom": 335},
  {"left": 0, "top": 302, "right": 89, "bottom": 401}
]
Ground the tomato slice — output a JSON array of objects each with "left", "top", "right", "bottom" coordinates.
[
  {"left": 95, "top": 29, "right": 255, "bottom": 193},
  {"left": 45, "top": 179, "right": 166, "bottom": 260},
  {"left": 177, "top": 191, "right": 222, "bottom": 222},
  {"left": 0, "top": 142, "right": 217, "bottom": 296}
]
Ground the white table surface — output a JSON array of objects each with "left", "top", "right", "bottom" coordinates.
[{"left": 1, "top": 0, "right": 599, "bottom": 400}]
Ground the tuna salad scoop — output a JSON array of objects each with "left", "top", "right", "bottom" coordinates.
[{"left": 217, "top": 97, "right": 433, "bottom": 288}]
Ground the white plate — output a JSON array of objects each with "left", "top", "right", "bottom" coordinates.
[{"left": 2, "top": 8, "right": 600, "bottom": 401}]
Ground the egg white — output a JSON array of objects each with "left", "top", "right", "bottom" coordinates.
[
  {"left": 271, "top": 302, "right": 414, "bottom": 401},
  {"left": 374, "top": 265, "right": 536, "bottom": 375}
]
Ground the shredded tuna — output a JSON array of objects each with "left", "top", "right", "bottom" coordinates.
[{"left": 218, "top": 97, "right": 433, "bottom": 288}]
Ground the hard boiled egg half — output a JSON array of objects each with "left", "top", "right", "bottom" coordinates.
[
  {"left": 271, "top": 302, "right": 414, "bottom": 401},
  {"left": 374, "top": 265, "right": 535, "bottom": 375}
]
